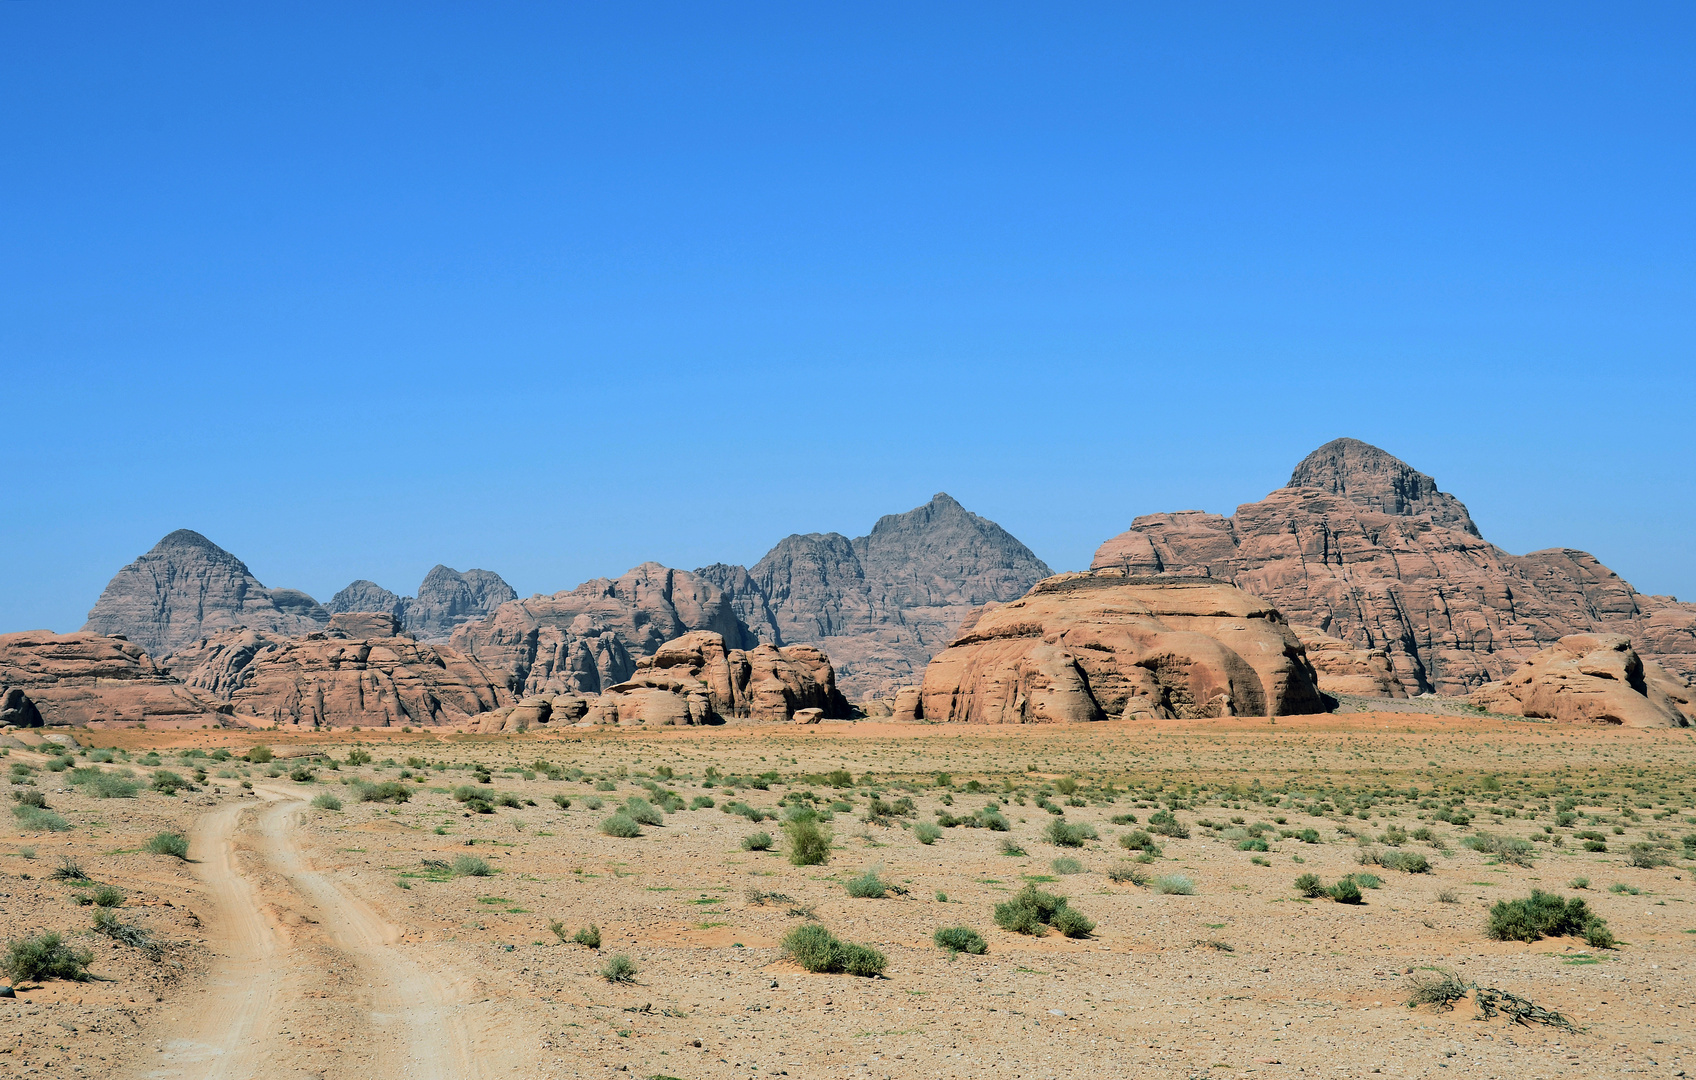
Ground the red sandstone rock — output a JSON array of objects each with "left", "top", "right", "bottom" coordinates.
[
  {"left": 1290, "top": 624, "right": 1407, "bottom": 698},
  {"left": 1469, "top": 635, "right": 1694, "bottom": 728},
  {"left": 0, "top": 630, "right": 221, "bottom": 727}
]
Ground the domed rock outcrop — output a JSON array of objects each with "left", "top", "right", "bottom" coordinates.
[
  {"left": 916, "top": 572, "right": 1329, "bottom": 723},
  {"left": 1469, "top": 635, "right": 1694, "bottom": 728}
]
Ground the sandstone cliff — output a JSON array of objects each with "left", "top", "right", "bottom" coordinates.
[
  {"left": 0, "top": 630, "right": 221, "bottom": 727},
  {"left": 1091, "top": 439, "right": 1696, "bottom": 695},
  {"left": 169, "top": 615, "right": 510, "bottom": 728},
  {"left": 700, "top": 494, "right": 1053, "bottom": 699},
  {"left": 450, "top": 563, "right": 755, "bottom": 696},
  {"left": 1469, "top": 635, "right": 1695, "bottom": 728},
  {"left": 916, "top": 572, "right": 1329, "bottom": 723},
  {"left": 83, "top": 530, "right": 330, "bottom": 657}
]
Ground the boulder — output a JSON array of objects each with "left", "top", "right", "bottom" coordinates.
[
  {"left": 0, "top": 688, "right": 43, "bottom": 728},
  {"left": 1091, "top": 439, "right": 1696, "bottom": 694},
  {"left": 168, "top": 626, "right": 511, "bottom": 728},
  {"left": 1469, "top": 635, "right": 1694, "bottom": 728},
  {"left": 0, "top": 630, "right": 221, "bottom": 727},
  {"left": 599, "top": 630, "right": 851, "bottom": 725},
  {"left": 891, "top": 687, "right": 923, "bottom": 723},
  {"left": 83, "top": 530, "right": 329, "bottom": 657},
  {"left": 917, "top": 572, "right": 1329, "bottom": 723}
]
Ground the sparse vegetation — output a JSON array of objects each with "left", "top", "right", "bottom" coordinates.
[
  {"left": 92, "top": 908, "right": 163, "bottom": 960},
  {"left": 3, "top": 931, "right": 92, "bottom": 982},
  {"left": 780, "top": 923, "right": 886, "bottom": 976},
  {"left": 1107, "top": 862, "right": 1148, "bottom": 886},
  {"left": 1153, "top": 874, "right": 1196, "bottom": 896},
  {"left": 993, "top": 885, "right": 1095, "bottom": 937},
  {"left": 600, "top": 953, "right": 638, "bottom": 983},
  {"left": 933, "top": 926, "right": 987, "bottom": 955},
  {"left": 601, "top": 813, "right": 643, "bottom": 838},
  {"left": 359, "top": 781, "right": 412, "bottom": 804},
  {"left": 913, "top": 821, "right": 942, "bottom": 844},
  {"left": 1486, "top": 890, "right": 1612, "bottom": 946},
  {"left": 1043, "top": 819, "right": 1097, "bottom": 847},
  {"left": 844, "top": 869, "right": 888, "bottom": 898},
  {"left": 741, "top": 831, "right": 774, "bottom": 851},
  {"left": 452, "top": 854, "right": 492, "bottom": 877},
  {"left": 146, "top": 832, "right": 190, "bottom": 859},
  {"left": 311, "top": 793, "right": 343, "bottom": 811},
  {"left": 783, "top": 811, "right": 832, "bottom": 866}
]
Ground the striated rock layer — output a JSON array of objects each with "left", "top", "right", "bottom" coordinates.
[
  {"left": 916, "top": 572, "right": 1329, "bottom": 723},
  {"left": 1091, "top": 438, "right": 1696, "bottom": 695},
  {"left": 83, "top": 530, "right": 329, "bottom": 658},
  {"left": 0, "top": 630, "right": 221, "bottom": 726},
  {"left": 699, "top": 493, "right": 1053, "bottom": 699},
  {"left": 168, "top": 614, "right": 510, "bottom": 728},
  {"left": 1469, "top": 635, "right": 1694, "bottom": 728},
  {"left": 328, "top": 566, "right": 516, "bottom": 642},
  {"left": 451, "top": 563, "right": 754, "bottom": 696}
]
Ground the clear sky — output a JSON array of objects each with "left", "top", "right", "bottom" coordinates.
[{"left": 4, "top": 3, "right": 1693, "bottom": 632}]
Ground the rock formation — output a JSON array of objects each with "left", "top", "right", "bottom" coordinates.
[
  {"left": 327, "top": 566, "right": 516, "bottom": 641},
  {"left": 0, "top": 687, "right": 43, "bottom": 727},
  {"left": 699, "top": 494, "right": 1053, "bottom": 699},
  {"left": 470, "top": 630, "right": 849, "bottom": 732},
  {"left": 1469, "top": 635, "right": 1695, "bottom": 728},
  {"left": 0, "top": 630, "right": 220, "bottom": 726},
  {"left": 168, "top": 614, "right": 510, "bottom": 728},
  {"left": 83, "top": 530, "right": 330, "bottom": 658},
  {"left": 1290, "top": 624, "right": 1407, "bottom": 698},
  {"left": 450, "top": 563, "right": 754, "bottom": 696},
  {"left": 1091, "top": 439, "right": 1696, "bottom": 695},
  {"left": 915, "top": 572, "right": 1329, "bottom": 723}
]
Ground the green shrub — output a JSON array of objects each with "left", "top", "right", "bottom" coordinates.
[
  {"left": 1380, "top": 850, "right": 1431, "bottom": 874},
  {"left": 246, "top": 745, "right": 274, "bottom": 764},
  {"left": 780, "top": 924, "right": 885, "bottom": 976},
  {"left": 689, "top": 795, "right": 714, "bottom": 810},
  {"left": 1050, "top": 857, "right": 1084, "bottom": 875},
  {"left": 91, "top": 884, "right": 125, "bottom": 907},
  {"left": 2, "top": 932, "right": 92, "bottom": 982},
  {"left": 12, "top": 788, "right": 47, "bottom": 809},
  {"left": 68, "top": 768, "right": 139, "bottom": 798},
  {"left": 1294, "top": 873, "right": 1325, "bottom": 898},
  {"left": 1051, "top": 906, "right": 1096, "bottom": 938},
  {"left": 1109, "top": 813, "right": 1139, "bottom": 825},
  {"left": 50, "top": 857, "right": 89, "bottom": 881},
  {"left": 600, "top": 953, "right": 638, "bottom": 983},
  {"left": 311, "top": 793, "right": 343, "bottom": 811},
  {"left": 993, "top": 885, "right": 1071, "bottom": 936},
  {"left": 998, "top": 838, "right": 1027, "bottom": 857},
  {"left": 343, "top": 748, "right": 371, "bottom": 766},
  {"left": 741, "top": 831, "right": 774, "bottom": 851},
  {"left": 844, "top": 870, "right": 888, "bottom": 898},
  {"left": 1328, "top": 878, "right": 1363, "bottom": 904},
  {"left": 975, "top": 807, "right": 1012, "bottom": 831},
  {"left": 1353, "top": 872, "right": 1383, "bottom": 889},
  {"left": 825, "top": 769, "right": 853, "bottom": 788},
  {"left": 150, "top": 770, "right": 186, "bottom": 795},
  {"left": 451, "top": 855, "right": 492, "bottom": 877},
  {"left": 1147, "top": 810, "right": 1190, "bottom": 839},
  {"left": 1153, "top": 874, "right": 1195, "bottom": 896},
  {"left": 359, "top": 782, "right": 411, "bottom": 804},
  {"left": 933, "top": 926, "right": 987, "bottom": 955},
  {"left": 623, "top": 797, "right": 664, "bottom": 826},
  {"left": 1486, "top": 890, "right": 1600, "bottom": 942},
  {"left": 1465, "top": 832, "right": 1535, "bottom": 867},
  {"left": 783, "top": 812, "right": 832, "bottom": 866},
  {"left": 11, "top": 805, "right": 70, "bottom": 832},
  {"left": 288, "top": 766, "right": 315, "bottom": 783},
  {"left": 1236, "top": 837, "right": 1269, "bottom": 851},
  {"left": 573, "top": 924, "right": 601, "bottom": 949},
  {"left": 1118, "top": 830, "right": 1161, "bottom": 854},
  {"left": 1628, "top": 843, "right": 1671, "bottom": 869},
  {"left": 1044, "top": 820, "right": 1097, "bottom": 847},
  {"left": 1583, "top": 919, "right": 1618, "bottom": 950},
  {"left": 601, "top": 814, "right": 642, "bottom": 838},
  {"left": 913, "top": 821, "right": 942, "bottom": 845},
  {"left": 146, "top": 832, "right": 189, "bottom": 859}
]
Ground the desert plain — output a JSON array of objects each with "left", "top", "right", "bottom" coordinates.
[{"left": 4, "top": 711, "right": 1694, "bottom": 1080}]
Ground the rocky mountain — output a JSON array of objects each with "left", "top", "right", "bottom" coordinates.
[
  {"left": 168, "top": 613, "right": 511, "bottom": 728},
  {"left": 82, "top": 530, "right": 330, "bottom": 659},
  {"left": 1469, "top": 634, "right": 1693, "bottom": 728},
  {"left": 327, "top": 565, "right": 516, "bottom": 641},
  {"left": 914, "top": 572, "right": 1328, "bottom": 722},
  {"left": 699, "top": 493, "right": 1053, "bottom": 698},
  {"left": 1091, "top": 438, "right": 1696, "bottom": 695},
  {"left": 0, "top": 630, "right": 221, "bottom": 727},
  {"left": 449, "top": 563, "right": 755, "bottom": 696}
]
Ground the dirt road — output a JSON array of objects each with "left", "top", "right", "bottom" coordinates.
[{"left": 129, "top": 788, "right": 509, "bottom": 1080}]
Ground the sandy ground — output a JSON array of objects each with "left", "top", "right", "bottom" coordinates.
[{"left": 3, "top": 714, "right": 1694, "bottom": 1079}]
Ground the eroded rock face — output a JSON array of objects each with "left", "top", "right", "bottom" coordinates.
[
  {"left": 1091, "top": 441, "right": 1696, "bottom": 695},
  {"left": 451, "top": 563, "right": 754, "bottom": 695},
  {"left": 0, "top": 630, "right": 219, "bottom": 726},
  {"left": 407, "top": 566, "right": 516, "bottom": 641},
  {"left": 1469, "top": 635, "right": 1694, "bottom": 728},
  {"left": 168, "top": 626, "right": 510, "bottom": 728},
  {"left": 702, "top": 494, "right": 1053, "bottom": 699},
  {"left": 83, "top": 530, "right": 330, "bottom": 658},
  {"left": 327, "top": 580, "right": 408, "bottom": 622},
  {"left": 1290, "top": 624, "right": 1407, "bottom": 698},
  {"left": 917, "top": 573, "right": 1328, "bottom": 723}
]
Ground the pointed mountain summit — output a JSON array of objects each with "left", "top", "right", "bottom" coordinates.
[
  {"left": 1290, "top": 437, "right": 1479, "bottom": 536},
  {"left": 83, "top": 530, "right": 329, "bottom": 658},
  {"left": 1091, "top": 439, "right": 1696, "bottom": 695},
  {"left": 326, "top": 566, "right": 516, "bottom": 642}
]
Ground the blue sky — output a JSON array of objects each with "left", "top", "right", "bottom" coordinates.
[{"left": 4, "top": 3, "right": 1693, "bottom": 631}]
